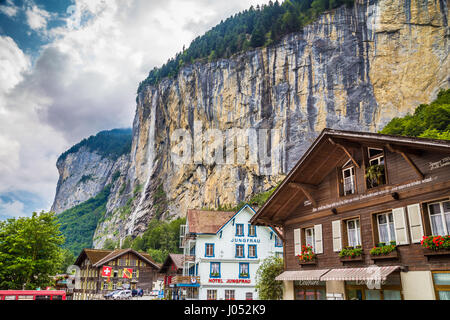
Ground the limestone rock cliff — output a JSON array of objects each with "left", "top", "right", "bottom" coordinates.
[{"left": 57, "top": 0, "right": 449, "bottom": 248}]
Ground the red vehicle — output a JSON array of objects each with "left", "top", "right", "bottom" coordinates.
[{"left": 0, "top": 290, "right": 66, "bottom": 300}]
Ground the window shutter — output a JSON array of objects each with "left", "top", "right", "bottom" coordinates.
[
  {"left": 314, "top": 224, "right": 323, "bottom": 254},
  {"left": 294, "top": 228, "right": 302, "bottom": 256},
  {"left": 332, "top": 220, "right": 342, "bottom": 252},
  {"left": 407, "top": 203, "right": 424, "bottom": 243},
  {"left": 392, "top": 207, "right": 409, "bottom": 245}
]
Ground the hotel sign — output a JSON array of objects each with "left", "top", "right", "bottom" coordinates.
[
  {"left": 231, "top": 238, "right": 260, "bottom": 243},
  {"left": 208, "top": 279, "right": 251, "bottom": 284}
]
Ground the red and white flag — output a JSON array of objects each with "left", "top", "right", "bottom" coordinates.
[{"left": 102, "top": 266, "right": 112, "bottom": 277}]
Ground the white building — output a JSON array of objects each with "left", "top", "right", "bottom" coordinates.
[{"left": 179, "top": 204, "right": 283, "bottom": 300}]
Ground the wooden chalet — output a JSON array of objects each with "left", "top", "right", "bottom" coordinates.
[
  {"left": 250, "top": 128, "right": 450, "bottom": 300},
  {"left": 73, "top": 248, "right": 160, "bottom": 300}
]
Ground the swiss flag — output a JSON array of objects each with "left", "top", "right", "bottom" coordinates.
[{"left": 102, "top": 266, "right": 112, "bottom": 277}]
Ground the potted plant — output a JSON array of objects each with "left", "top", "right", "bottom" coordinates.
[
  {"left": 365, "top": 164, "right": 385, "bottom": 188},
  {"left": 297, "top": 245, "right": 316, "bottom": 265},
  {"left": 210, "top": 272, "right": 220, "bottom": 277},
  {"left": 239, "top": 273, "right": 249, "bottom": 278}
]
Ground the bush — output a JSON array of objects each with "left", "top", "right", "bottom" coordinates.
[{"left": 255, "top": 256, "right": 284, "bottom": 300}]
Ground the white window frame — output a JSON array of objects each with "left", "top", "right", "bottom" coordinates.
[
  {"left": 428, "top": 200, "right": 450, "bottom": 236},
  {"left": 346, "top": 218, "right": 361, "bottom": 247},
  {"left": 368, "top": 147, "right": 384, "bottom": 166},
  {"left": 305, "top": 227, "right": 315, "bottom": 251},
  {"left": 377, "top": 212, "right": 396, "bottom": 243},
  {"left": 342, "top": 166, "right": 356, "bottom": 195}
]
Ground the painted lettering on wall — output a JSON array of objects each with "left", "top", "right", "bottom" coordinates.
[
  {"left": 429, "top": 157, "right": 450, "bottom": 170},
  {"left": 231, "top": 238, "right": 260, "bottom": 243}
]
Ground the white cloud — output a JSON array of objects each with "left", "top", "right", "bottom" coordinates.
[
  {"left": 0, "top": 0, "right": 18, "bottom": 17},
  {"left": 0, "top": 0, "right": 271, "bottom": 214},
  {"left": 0, "top": 198, "right": 26, "bottom": 218},
  {"left": 25, "top": 3, "right": 51, "bottom": 31}
]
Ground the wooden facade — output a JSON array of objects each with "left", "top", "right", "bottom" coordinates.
[
  {"left": 251, "top": 129, "right": 450, "bottom": 300},
  {"left": 73, "top": 248, "right": 160, "bottom": 300}
]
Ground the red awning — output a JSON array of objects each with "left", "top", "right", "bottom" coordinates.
[
  {"left": 320, "top": 266, "right": 400, "bottom": 281},
  {"left": 275, "top": 270, "right": 330, "bottom": 281}
]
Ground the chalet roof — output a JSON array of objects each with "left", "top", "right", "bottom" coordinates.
[
  {"left": 250, "top": 128, "right": 450, "bottom": 226},
  {"left": 159, "top": 253, "right": 184, "bottom": 273},
  {"left": 92, "top": 248, "right": 160, "bottom": 270},
  {"left": 186, "top": 209, "right": 235, "bottom": 234},
  {"left": 74, "top": 248, "right": 112, "bottom": 266}
]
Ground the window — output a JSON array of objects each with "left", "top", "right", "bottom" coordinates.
[
  {"left": 366, "top": 148, "right": 386, "bottom": 188},
  {"left": 346, "top": 218, "right": 361, "bottom": 247},
  {"left": 210, "top": 262, "right": 220, "bottom": 278},
  {"left": 207, "top": 290, "right": 217, "bottom": 300},
  {"left": 235, "top": 244, "right": 244, "bottom": 258},
  {"left": 130, "top": 259, "right": 137, "bottom": 266},
  {"left": 245, "top": 292, "right": 253, "bottom": 300},
  {"left": 275, "top": 235, "right": 283, "bottom": 247},
  {"left": 113, "top": 269, "right": 118, "bottom": 278},
  {"left": 428, "top": 201, "right": 450, "bottom": 236},
  {"left": 119, "top": 259, "right": 126, "bottom": 266},
  {"left": 239, "top": 263, "right": 249, "bottom": 278},
  {"left": 248, "top": 245, "right": 257, "bottom": 258},
  {"left": 225, "top": 290, "right": 235, "bottom": 300},
  {"left": 236, "top": 224, "right": 244, "bottom": 236},
  {"left": 248, "top": 224, "right": 256, "bottom": 237},
  {"left": 103, "top": 282, "right": 108, "bottom": 290},
  {"left": 205, "top": 243, "right": 215, "bottom": 257},
  {"left": 342, "top": 166, "right": 356, "bottom": 195},
  {"left": 305, "top": 227, "right": 315, "bottom": 251},
  {"left": 432, "top": 272, "right": 450, "bottom": 300},
  {"left": 377, "top": 212, "right": 396, "bottom": 244},
  {"left": 294, "top": 284, "right": 326, "bottom": 300}
]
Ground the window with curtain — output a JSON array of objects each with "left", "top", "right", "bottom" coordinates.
[
  {"left": 225, "top": 290, "right": 235, "bottom": 300},
  {"left": 235, "top": 244, "right": 244, "bottom": 258},
  {"left": 428, "top": 201, "right": 450, "bottom": 236},
  {"left": 377, "top": 212, "right": 396, "bottom": 243},
  {"left": 210, "top": 262, "right": 220, "bottom": 278},
  {"left": 346, "top": 219, "right": 361, "bottom": 247},
  {"left": 207, "top": 290, "right": 217, "bottom": 300}
]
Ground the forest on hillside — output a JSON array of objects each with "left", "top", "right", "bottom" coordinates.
[
  {"left": 138, "top": 0, "right": 354, "bottom": 93},
  {"left": 380, "top": 89, "right": 450, "bottom": 140},
  {"left": 58, "top": 128, "right": 132, "bottom": 163}
]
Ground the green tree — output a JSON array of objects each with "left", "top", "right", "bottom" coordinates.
[
  {"left": 255, "top": 256, "right": 284, "bottom": 300},
  {"left": 380, "top": 89, "right": 450, "bottom": 140},
  {"left": 102, "top": 239, "right": 118, "bottom": 250},
  {"left": 58, "top": 249, "right": 75, "bottom": 274},
  {"left": 0, "top": 211, "right": 65, "bottom": 289}
]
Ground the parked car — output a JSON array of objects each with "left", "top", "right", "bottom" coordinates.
[
  {"left": 112, "top": 290, "right": 132, "bottom": 300},
  {"left": 104, "top": 290, "right": 120, "bottom": 300}
]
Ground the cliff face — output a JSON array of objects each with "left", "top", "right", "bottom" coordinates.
[
  {"left": 54, "top": 0, "right": 449, "bottom": 248},
  {"left": 51, "top": 148, "right": 130, "bottom": 214}
]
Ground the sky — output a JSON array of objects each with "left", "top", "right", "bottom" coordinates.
[{"left": 0, "top": 0, "right": 271, "bottom": 220}]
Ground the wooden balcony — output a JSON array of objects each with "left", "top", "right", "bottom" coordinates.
[{"left": 172, "top": 276, "right": 200, "bottom": 285}]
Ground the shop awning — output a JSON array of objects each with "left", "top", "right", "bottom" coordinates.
[
  {"left": 275, "top": 269, "right": 330, "bottom": 281},
  {"left": 320, "top": 266, "right": 400, "bottom": 281}
]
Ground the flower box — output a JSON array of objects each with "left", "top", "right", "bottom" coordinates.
[
  {"left": 422, "top": 248, "right": 450, "bottom": 257},
  {"left": 298, "top": 258, "right": 316, "bottom": 265},
  {"left": 370, "top": 250, "right": 398, "bottom": 260},
  {"left": 339, "top": 254, "right": 364, "bottom": 262}
]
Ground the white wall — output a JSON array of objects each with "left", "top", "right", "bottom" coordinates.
[{"left": 191, "top": 206, "right": 283, "bottom": 300}]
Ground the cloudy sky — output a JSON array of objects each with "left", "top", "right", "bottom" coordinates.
[{"left": 0, "top": 0, "right": 270, "bottom": 219}]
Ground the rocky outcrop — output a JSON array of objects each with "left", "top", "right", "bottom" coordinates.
[{"left": 57, "top": 0, "right": 449, "bottom": 247}]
